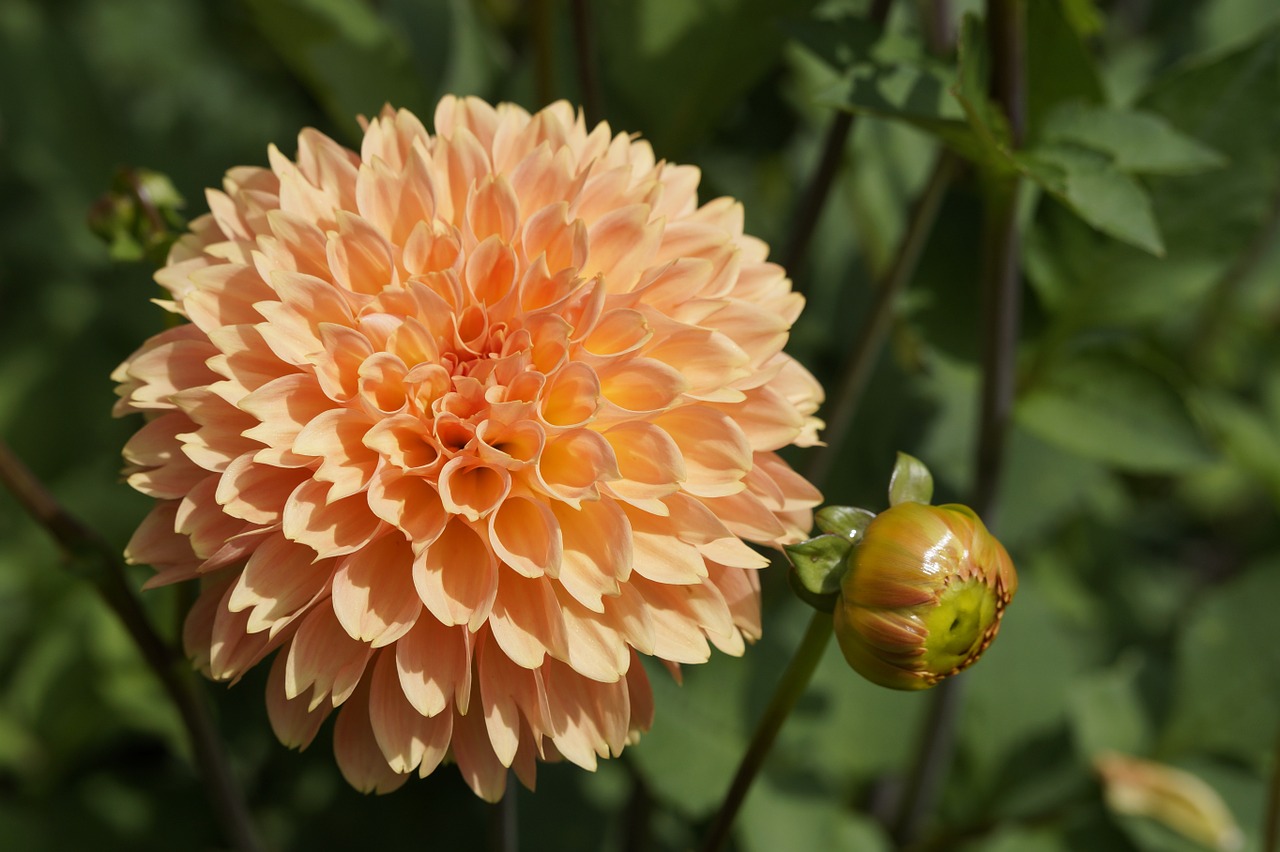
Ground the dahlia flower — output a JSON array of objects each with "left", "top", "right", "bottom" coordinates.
[{"left": 114, "top": 97, "right": 823, "bottom": 799}]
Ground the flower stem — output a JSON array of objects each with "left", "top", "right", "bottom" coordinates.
[
  {"left": 891, "top": 1, "right": 1026, "bottom": 845},
  {"left": 0, "top": 438, "right": 263, "bottom": 852},
  {"left": 569, "top": 0, "right": 602, "bottom": 125},
  {"left": 1266, "top": 721, "right": 1280, "bottom": 852},
  {"left": 781, "top": 0, "right": 895, "bottom": 286},
  {"left": 700, "top": 612, "right": 835, "bottom": 852},
  {"left": 531, "top": 0, "right": 555, "bottom": 108},
  {"left": 803, "top": 151, "right": 958, "bottom": 491}
]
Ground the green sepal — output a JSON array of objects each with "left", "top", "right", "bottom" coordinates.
[
  {"left": 814, "top": 505, "right": 876, "bottom": 540},
  {"left": 788, "top": 568, "right": 838, "bottom": 613},
  {"left": 785, "top": 533, "right": 854, "bottom": 599},
  {"left": 888, "top": 451, "right": 934, "bottom": 507}
]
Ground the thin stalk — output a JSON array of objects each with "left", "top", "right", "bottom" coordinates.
[
  {"left": 700, "top": 612, "right": 835, "bottom": 852},
  {"left": 891, "top": 1, "right": 1025, "bottom": 846},
  {"left": 1191, "top": 180, "right": 1280, "bottom": 372},
  {"left": 781, "top": 0, "right": 895, "bottom": 286},
  {"left": 531, "top": 0, "right": 555, "bottom": 108},
  {"left": 569, "top": 0, "right": 602, "bottom": 125},
  {"left": 803, "top": 152, "right": 958, "bottom": 491},
  {"left": 1266, "top": 722, "right": 1280, "bottom": 852},
  {"left": 0, "top": 439, "right": 263, "bottom": 852},
  {"left": 493, "top": 778, "right": 519, "bottom": 852}
]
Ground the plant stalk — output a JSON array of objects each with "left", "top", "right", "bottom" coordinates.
[
  {"left": 569, "top": 0, "right": 602, "bottom": 125},
  {"left": 890, "top": 1, "right": 1025, "bottom": 846},
  {"left": 803, "top": 152, "right": 958, "bottom": 491},
  {"left": 781, "top": 0, "right": 896, "bottom": 286},
  {"left": 699, "top": 612, "right": 835, "bottom": 852},
  {"left": 0, "top": 439, "right": 263, "bottom": 852}
]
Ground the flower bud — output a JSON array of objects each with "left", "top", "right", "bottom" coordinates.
[{"left": 834, "top": 502, "right": 1016, "bottom": 690}]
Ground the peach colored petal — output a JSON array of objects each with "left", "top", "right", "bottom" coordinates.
[
  {"left": 282, "top": 478, "right": 386, "bottom": 559},
  {"left": 367, "top": 651, "right": 452, "bottom": 776},
  {"left": 412, "top": 518, "right": 498, "bottom": 630},
  {"left": 437, "top": 457, "right": 511, "bottom": 522},
  {"left": 117, "top": 97, "right": 825, "bottom": 799},
  {"left": 365, "top": 468, "right": 448, "bottom": 548},
  {"left": 127, "top": 500, "right": 199, "bottom": 580},
  {"left": 488, "top": 572, "right": 568, "bottom": 669},
  {"left": 488, "top": 496, "right": 561, "bottom": 578},
  {"left": 653, "top": 406, "right": 752, "bottom": 498},
  {"left": 552, "top": 499, "right": 632, "bottom": 611},
  {"left": 333, "top": 680, "right": 410, "bottom": 794},
  {"left": 229, "top": 530, "right": 332, "bottom": 637},
  {"left": 216, "top": 454, "right": 310, "bottom": 525},
  {"left": 477, "top": 635, "right": 549, "bottom": 766},
  {"left": 395, "top": 615, "right": 472, "bottom": 717},
  {"left": 292, "top": 407, "right": 380, "bottom": 500},
  {"left": 285, "top": 603, "right": 373, "bottom": 709},
  {"left": 265, "top": 650, "right": 331, "bottom": 750},
  {"left": 332, "top": 533, "right": 420, "bottom": 647},
  {"left": 451, "top": 680, "right": 509, "bottom": 802}
]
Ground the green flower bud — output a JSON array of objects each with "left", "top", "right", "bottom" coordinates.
[{"left": 833, "top": 501, "right": 1016, "bottom": 690}]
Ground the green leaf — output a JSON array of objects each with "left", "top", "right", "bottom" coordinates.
[
  {"left": 827, "top": 60, "right": 990, "bottom": 164},
  {"left": 814, "top": 505, "right": 876, "bottom": 539},
  {"left": 1016, "top": 350, "right": 1212, "bottom": 473},
  {"left": 597, "top": 0, "right": 820, "bottom": 154},
  {"left": 738, "top": 774, "right": 890, "bottom": 852},
  {"left": 888, "top": 451, "right": 934, "bottom": 506},
  {"left": 1025, "top": 0, "right": 1106, "bottom": 139},
  {"left": 245, "top": 0, "right": 436, "bottom": 135},
  {"left": 1067, "top": 655, "right": 1152, "bottom": 759},
  {"left": 1017, "top": 145, "right": 1165, "bottom": 256},
  {"left": 785, "top": 534, "right": 852, "bottom": 597},
  {"left": 629, "top": 656, "right": 750, "bottom": 816},
  {"left": 1041, "top": 103, "right": 1227, "bottom": 175},
  {"left": 1162, "top": 560, "right": 1280, "bottom": 766},
  {"left": 784, "top": 10, "right": 882, "bottom": 73}
]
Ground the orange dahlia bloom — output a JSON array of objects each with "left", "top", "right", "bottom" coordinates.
[{"left": 114, "top": 97, "right": 824, "bottom": 800}]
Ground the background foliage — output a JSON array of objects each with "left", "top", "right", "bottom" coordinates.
[{"left": 1, "top": 0, "right": 1279, "bottom": 849}]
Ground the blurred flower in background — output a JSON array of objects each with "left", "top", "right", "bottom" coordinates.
[{"left": 111, "top": 96, "right": 823, "bottom": 800}]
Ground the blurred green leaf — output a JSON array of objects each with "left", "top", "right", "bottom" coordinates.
[
  {"left": 245, "top": 0, "right": 436, "bottom": 134},
  {"left": 1041, "top": 103, "right": 1227, "bottom": 176},
  {"left": 1068, "top": 655, "right": 1151, "bottom": 759},
  {"left": 738, "top": 773, "right": 890, "bottom": 852},
  {"left": 597, "top": 0, "right": 820, "bottom": 154},
  {"left": 959, "top": 576, "right": 1088, "bottom": 790},
  {"left": 629, "top": 656, "right": 750, "bottom": 817},
  {"left": 1025, "top": 0, "right": 1106, "bottom": 139},
  {"left": 1018, "top": 145, "right": 1165, "bottom": 255},
  {"left": 1016, "top": 350, "right": 1212, "bottom": 473},
  {"left": 1162, "top": 560, "right": 1280, "bottom": 765}
]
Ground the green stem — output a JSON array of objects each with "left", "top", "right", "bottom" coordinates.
[
  {"left": 803, "top": 152, "right": 958, "bottom": 491},
  {"left": 700, "top": 612, "right": 835, "bottom": 852},
  {"left": 781, "top": 0, "right": 896, "bottom": 286},
  {"left": 531, "top": 0, "right": 555, "bottom": 108},
  {"left": 0, "top": 439, "right": 263, "bottom": 852},
  {"left": 891, "top": 2, "right": 1025, "bottom": 846},
  {"left": 1266, "top": 721, "right": 1280, "bottom": 852},
  {"left": 569, "top": 0, "right": 602, "bottom": 125}
]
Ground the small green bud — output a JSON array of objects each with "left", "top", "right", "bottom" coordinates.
[{"left": 833, "top": 501, "right": 1017, "bottom": 690}]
